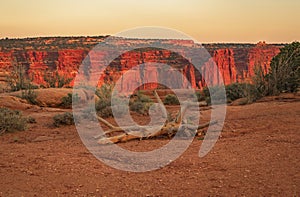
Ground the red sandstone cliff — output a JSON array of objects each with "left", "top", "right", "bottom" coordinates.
[
  {"left": 247, "top": 41, "right": 281, "bottom": 77},
  {"left": 0, "top": 38, "right": 282, "bottom": 90}
]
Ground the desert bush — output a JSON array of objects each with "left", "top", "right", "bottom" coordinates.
[
  {"left": 7, "top": 62, "right": 37, "bottom": 92},
  {"left": 246, "top": 65, "right": 269, "bottom": 101},
  {"left": 6, "top": 61, "right": 39, "bottom": 104},
  {"left": 7, "top": 63, "right": 28, "bottom": 91},
  {"left": 21, "top": 84, "right": 38, "bottom": 105},
  {"left": 0, "top": 107, "right": 27, "bottom": 132},
  {"left": 203, "top": 86, "right": 227, "bottom": 105},
  {"left": 203, "top": 83, "right": 262, "bottom": 105},
  {"left": 43, "top": 71, "right": 73, "bottom": 88},
  {"left": 225, "top": 83, "right": 247, "bottom": 102},
  {"left": 129, "top": 101, "right": 152, "bottom": 115},
  {"left": 195, "top": 91, "right": 206, "bottom": 102},
  {"left": 163, "top": 94, "right": 180, "bottom": 105},
  {"left": 201, "top": 42, "right": 300, "bottom": 104},
  {"left": 225, "top": 83, "right": 264, "bottom": 103},
  {"left": 129, "top": 91, "right": 153, "bottom": 115},
  {"left": 95, "top": 84, "right": 114, "bottom": 118},
  {"left": 60, "top": 93, "right": 80, "bottom": 108},
  {"left": 53, "top": 112, "right": 74, "bottom": 127},
  {"left": 266, "top": 42, "right": 300, "bottom": 95},
  {"left": 95, "top": 84, "right": 127, "bottom": 118}
]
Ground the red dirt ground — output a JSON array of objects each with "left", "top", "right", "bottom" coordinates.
[{"left": 0, "top": 97, "right": 299, "bottom": 196}]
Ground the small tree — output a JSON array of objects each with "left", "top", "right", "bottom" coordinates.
[
  {"left": 6, "top": 61, "right": 38, "bottom": 103},
  {"left": 43, "top": 71, "right": 73, "bottom": 88},
  {"left": 21, "top": 84, "right": 38, "bottom": 105},
  {"left": 95, "top": 84, "right": 127, "bottom": 118},
  {"left": 7, "top": 61, "right": 30, "bottom": 91},
  {"left": 267, "top": 42, "right": 300, "bottom": 94}
]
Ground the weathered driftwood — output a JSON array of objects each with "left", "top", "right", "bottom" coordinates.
[{"left": 96, "top": 90, "right": 215, "bottom": 144}]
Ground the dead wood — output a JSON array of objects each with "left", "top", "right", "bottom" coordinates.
[{"left": 96, "top": 91, "right": 216, "bottom": 144}]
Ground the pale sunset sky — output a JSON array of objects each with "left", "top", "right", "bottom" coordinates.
[{"left": 0, "top": 0, "right": 299, "bottom": 43}]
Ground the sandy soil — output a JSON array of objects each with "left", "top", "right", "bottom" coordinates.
[{"left": 0, "top": 98, "right": 299, "bottom": 196}]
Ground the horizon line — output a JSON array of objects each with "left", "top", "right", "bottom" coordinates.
[{"left": 0, "top": 35, "right": 294, "bottom": 45}]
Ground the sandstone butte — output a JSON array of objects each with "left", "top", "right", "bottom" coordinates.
[{"left": 0, "top": 37, "right": 283, "bottom": 91}]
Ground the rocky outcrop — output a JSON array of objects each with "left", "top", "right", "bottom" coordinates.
[
  {"left": 0, "top": 37, "right": 283, "bottom": 91},
  {"left": 200, "top": 49, "right": 237, "bottom": 87},
  {"left": 247, "top": 41, "right": 281, "bottom": 77},
  {"left": 0, "top": 49, "right": 87, "bottom": 86}
]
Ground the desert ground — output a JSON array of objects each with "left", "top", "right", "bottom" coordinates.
[{"left": 0, "top": 93, "right": 299, "bottom": 196}]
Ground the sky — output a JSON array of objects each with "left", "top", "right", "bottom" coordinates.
[{"left": 0, "top": 0, "right": 299, "bottom": 43}]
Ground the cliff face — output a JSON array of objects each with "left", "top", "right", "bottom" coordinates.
[
  {"left": 203, "top": 48, "right": 237, "bottom": 86},
  {"left": 247, "top": 42, "right": 281, "bottom": 77},
  {"left": 0, "top": 37, "right": 282, "bottom": 90},
  {"left": 0, "top": 49, "right": 87, "bottom": 86}
]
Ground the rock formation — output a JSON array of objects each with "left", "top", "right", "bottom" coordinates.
[{"left": 0, "top": 37, "right": 283, "bottom": 91}]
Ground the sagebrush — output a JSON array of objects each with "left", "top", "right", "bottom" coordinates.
[
  {"left": 0, "top": 107, "right": 27, "bottom": 132},
  {"left": 21, "top": 84, "right": 38, "bottom": 105},
  {"left": 60, "top": 93, "right": 80, "bottom": 108},
  {"left": 53, "top": 112, "right": 74, "bottom": 127},
  {"left": 129, "top": 91, "right": 153, "bottom": 115},
  {"left": 163, "top": 94, "right": 180, "bottom": 105},
  {"left": 95, "top": 84, "right": 127, "bottom": 118}
]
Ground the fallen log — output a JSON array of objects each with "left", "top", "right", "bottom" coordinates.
[{"left": 96, "top": 90, "right": 215, "bottom": 144}]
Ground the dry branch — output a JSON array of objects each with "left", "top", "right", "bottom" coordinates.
[{"left": 96, "top": 91, "right": 216, "bottom": 144}]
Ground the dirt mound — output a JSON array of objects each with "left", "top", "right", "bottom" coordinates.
[
  {"left": 5, "top": 88, "right": 90, "bottom": 107},
  {"left": 0, "top": 95, "right": 37, "bottom": 110}
]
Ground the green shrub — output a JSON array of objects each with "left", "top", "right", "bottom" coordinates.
[
  {"left": 203, "top": 86, "right": 227, "bottom": 105},
  {"left": 7, "top": 62, "right": 38, "bottom": 92},
  {"left": 43, "top": 71, "right": 73, "bottom": 88},
  {"left": 202, "top": 83, "right": 263, "bottom": 105},
  {"left": 129, "top": 101, "right": 152, "bottom": 115},
  {"left": 60, "top": 93, "right": 80, "bottom": 108},
  {"left": 53, "top": 112, "right": 74, "bottom": 127},
  {"left": 225, "top": 83, "right": 247, "bottom": 102},
  {"left": 0, "top": 107, "right": 27, "bottom": 132},
  {"left": 7, "top": 64, "right": 28, "bottom": 91},
  {"left": 195, "top": 91, "right": 205, "bottom": 102},
  {"left": 267, "top": 42, "right": 300, "bottom": 94},
  {"left": 163, "top": 94, "right": 180, "bottom": 105},
  {"left": 243, "top": 83, "right": 262, "bottom": 103},
  {"left": 95, "top": 99, "right": 112, "bottom": 118},
  {"left": 21, "top": 85, "right": 38, "bottom": 105},
  {"left": 95, "top": 84, "right": 127, "bottom": 118},
  {"left": 129, "top": 91, "right": 153, "bottom": 115}
]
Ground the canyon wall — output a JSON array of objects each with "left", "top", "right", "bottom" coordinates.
[{"left": 0, "top": 38, "right": 282, "bottom": 91}]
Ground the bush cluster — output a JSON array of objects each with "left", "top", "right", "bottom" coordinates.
[
  {"left": 0, "top": 107, "right": 27, "bottom": 132},
  {"left": 163, "top": 94, "right": 180, "bottom": 105},
  {"left": 53, "top": 112, "right": 74, "bottom": 127},
  {"left": 60, "top": 93, "right": 80, "bottom": 108},
  {"left": 43, "top": 71, "right": 73, "bottom": 88},
  {"left": 129, "top": 91, "right": 153, "bottom": 115},
  {"left": 266, "top": 42, "right": 300, "bottom": 95},
  {"left": 21, "top": 85, "right": 38, "bottom": 105},
  {"left": 95, "top": 84, "right": 127, "bottom": 118}
]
